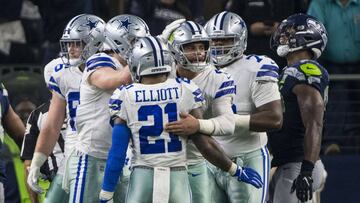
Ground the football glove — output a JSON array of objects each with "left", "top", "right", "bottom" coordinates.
[
  {"left": 234, "top": 166, "right": 263, "bottom": 188},
  {"left": 27, "top": 152, "right": 47, "bottom": 194},
  {"left": 99, "top": 189, "right": 114, "bottom": 203},
  {"left": 291, "top": 160, "right": 314, "bottom": 202},
  {"left": 158, "top": 18, "right": 186, "bottom": 43}
]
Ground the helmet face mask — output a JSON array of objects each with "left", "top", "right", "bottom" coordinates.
[
  {"left": 179, "top": 40, "right": 210, "bottom": 72},
  {"left": 169, "top": 21, "right": 211, "bottom": 72},
  {"left": 60, "top": 40, "right": 85, "bottom": 65},
  {"left": 129, "top": 36, "right": 173, "bottom": 83},
  {"left": 205, "top": 11, "right": 247, "bottom": 66},
  {"left": 105, "top": 15, "right": 150, "bottom": 60},
  {"left": 270, "top": 13, "right": 328, "bottom": 59},
  {"left": 60, "top": 14, "right": 105, "bottom": 66}
]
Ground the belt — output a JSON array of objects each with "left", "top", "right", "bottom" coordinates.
[{"left": 133, "top": 165, "right": 186, "bottom": 171}]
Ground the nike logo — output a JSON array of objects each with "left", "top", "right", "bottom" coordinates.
[{"left": 189, "top": 173, "right": 201, "bottom": 177}]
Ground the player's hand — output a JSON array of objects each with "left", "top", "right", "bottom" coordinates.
[
  {"left": 291, "top": 173, "right": 313, "bottom": 202},
  {"left": 158, "top": 18, "right": 186, "bottom": 43},
  {"left": 27, "top": 166, "right": 43, "bottom": 194},
  {"left": 233, "top": 166, "right": 263, "bottom": 189},
  {"left": 165, "top": 112, "right": 199, "bottom": 137},
  {"left": 99, "top": 189, "right": 114, "bottom": 203}
]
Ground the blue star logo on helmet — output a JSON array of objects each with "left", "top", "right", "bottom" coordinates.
[
  {"left": 118, "top": 18, "right": 132, "bottom": 31},
  {"left": 77, "top": 18, "right": 98, "bottom": 32},
  {"left": 85, "top": 19, "right": 98, "bottom": 30}
]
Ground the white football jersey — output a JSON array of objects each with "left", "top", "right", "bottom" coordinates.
[
  {"left": 216, "top": 54, "right": 281, "bottom": 156},
  {"left": 46, "top": 57, "right": 82, "bottom": 156},
  {"left": 109, "top": 78, "right": 204, "bottom": 167},
  {"left": 186, "top": 65, "right": 236, "bottom": 165},
  {"left": 75, "top": 53, "right": 124, "bottom": 159}
]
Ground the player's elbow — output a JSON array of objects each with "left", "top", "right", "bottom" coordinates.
[{"left": 271, "top": 109, "right": 283, "bottom": 130}]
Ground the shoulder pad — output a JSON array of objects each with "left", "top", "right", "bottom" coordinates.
[
  {"left": 298, "top": 61, "right": 322, "bottom": 77},
  {"left": 86, "top": 53, "right": 117, "bottom": 72}
]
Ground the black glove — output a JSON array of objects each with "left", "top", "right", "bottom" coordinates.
[{"left": 291, "top": 160, "right": 314, "bottom": 202}]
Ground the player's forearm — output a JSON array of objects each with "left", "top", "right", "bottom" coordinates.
[
  {"left": 96, "top": 71, "right": 131, "bottom": 90},
  {"left": 102, "top": 123, "right": 130, "bottom": 192},
  {"left": 34, "top": 126, "right": 61, "bottom": 156},
  {"left": 247, "top": 99, "right": 282, "bottom": 132},
  {"left": 301, "top": 101, "right": 324, "bottom": 163},
  {"left": 199, "top": 114, "right": 235, "bottom": 136},
  {"left": 191, "top": 134, "right": 232, "bottom": 172},
  {"left": 304, "top": 119, "right": 323, "bottom": 163},
  {"left": 3, "top": 106, "right": 25, "bottom": 147},
  {"left": 24, "top": 161, "right": 39, "bottom": 203},
  {"left": 249, "top": 110, "right": 282, "bottom": 132},
  {"left": 201, "top": 98, "right": 234, "bottom": 136}
]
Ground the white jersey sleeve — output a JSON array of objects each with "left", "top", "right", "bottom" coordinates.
[
  {"left": 44, "top": 58, "right": 59, "bottom": 87},
  {"left": 83, "top": 53, "right": 118, "bottom": 84},
  {"left": 253, "top": 55, "right": 279, "bottom": 83},
  {"left": 251, "top": 82, "right": 281, "bottom": 108},
  {"left": 109, "top": 86, "right": 129, "bottom": 123},
  {"left": 46, "top": 58, "right": 68, "bottom": 99}
]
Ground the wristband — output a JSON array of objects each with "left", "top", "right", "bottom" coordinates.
[
  {"left": 234, "top": 114, "right": 250, "bottom": 130},
  {"left": 228, "top": 162, "right": 238, "bottom": 176},
  {"left": 32, "top": 152, "right": 47, "bottom": 168},
  {"left": 198, "top": 119, "right": 215, "bottom": 135},
  {"left": 300, "top": 160, "right": 314, "bottom": 175}
]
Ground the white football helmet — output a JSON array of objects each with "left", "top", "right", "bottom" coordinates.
[
  {"left": 205, "top": 11, "right": 247, "bottom": 66},
  {"left": 105, "top": 14, "right": 150, "bottom": 60},
  {"left": 60, "top": 14, "right": 105, "bottom": 66},
  {"left": 169, "top": 21, "right": 210, "bottom": 72},
  {"left": 129, "top": 36, "right": 173, "bottom": 83}
]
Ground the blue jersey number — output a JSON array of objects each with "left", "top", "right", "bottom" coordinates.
[
  {"left": 67, "top": 92, "right": 80, "bottom": 131},
  {"left": 138, "top": 103, "right": 182, "bottom": 154}
]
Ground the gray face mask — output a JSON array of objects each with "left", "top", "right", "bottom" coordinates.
[{"left": 277, "top": 45, "right": 290, "bottom": 57}]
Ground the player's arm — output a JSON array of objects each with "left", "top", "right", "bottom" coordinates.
[
  {"left": 24, "top": 160, "right": 39, "bottom": 203},
  {"left": 165, "top": 97, "right": 235, "bottom": 136},
  {"left": 21, "top": 110, "right": 40, "bottom": 202},
  {"left": 2, "top": 105, "right": 25, "bottom": 147},
  {"left": 100, "top": 117, "right": 130, "bottom": 202},
  {"left": 236, "top": 80, "right": 282, "bottom": 132},
  {"left": 290, "top": 83, "right": 324, "bottom": 202},
  {"left": 27, "top": 92, "right": 66, "bottom": 193},
  {"left": 189, "top": 107, "right": 263, "bottom": 188},
  {"left": 294, "top": 84, "right": 324, "bottom": 164},
  {"left": 89, "top": 65, "right": 132, "bottom": 90}
]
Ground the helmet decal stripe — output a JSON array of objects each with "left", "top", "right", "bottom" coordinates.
[
  {"left": 188, "top": 21, "right": 202, "bottom": 34},
  {"left": 216, "top": 11, "right": 226, "bottom": 30},
  {"left": 219, "top": 11, "right": 228, "bottom": 30},
  {"left": 185, "top": 21, "right": 196, "bottom": 34},
  {"left": 145, "top": 37, "right": 159, "bottom": 67},
  {"left": 214, "top": 13, "right": 220, "bottom": 30},
  {"left": 154, "top": 37, "right": 164, "bottom": 66}
]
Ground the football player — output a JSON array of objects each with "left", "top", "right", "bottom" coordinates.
[
  {"left": 268, "top": 13, "right": 329, "bottom": 203},
  {"left": 66, "top": 14, "right": 149, "bottom": 203},
  {"left": 26, "top": 14, "right": 105, "bottom": 202},
  {"left": 203, "top": 11, "right": 283, "bottom": 203},
  {"left": 100, "top": 35, "right": 263, "bottom": 203},
  {"left": 166, "top": 21, "right": 264, "bottom": 203}
]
